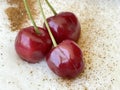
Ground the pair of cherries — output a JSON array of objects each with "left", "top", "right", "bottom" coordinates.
[{"left": 15, "top": 0, "right": 84, "bottom": 78}]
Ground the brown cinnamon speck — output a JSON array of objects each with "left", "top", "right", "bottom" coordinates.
[{"left": 5, "top": 0, "right": 37, "bottom": 31}]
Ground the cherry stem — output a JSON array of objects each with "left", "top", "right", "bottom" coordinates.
[
  {"left": 23, "top": 0, "right": 40, "bottom": 34},
  {"left": 45, "top": 0, "right": 57, "bottom": 15},
  {"left": 38, "top": 0, "right": 57, "bottom": 47}
]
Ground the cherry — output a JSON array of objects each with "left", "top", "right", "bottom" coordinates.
[
  {"left": 39, "top": 0, "right": 84, "bottom": 78},
  {"left": 15, "top": 0, "right": 52, "bottom": 63},
  {"left": 44, "top": 12, "right": 80, "bottom": 43},
  {"left": 44, "top": 0, "right": 81, "bottom": 43},
  {"left": 15, "top": 26, "right": 52, "bottom": 63},
  {"left": 46, "top": 40, "right": 84, "bottom": 78}
]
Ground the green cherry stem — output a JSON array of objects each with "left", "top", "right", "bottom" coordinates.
[
  {"left": 23, "top": 0, "right": 40, "bottom": 34},
  {"left": 45, "top": 0, "right": 57, "bottom": 15},
  {"left": 38, "top": 0, "right": 57, "bottom": 47}
]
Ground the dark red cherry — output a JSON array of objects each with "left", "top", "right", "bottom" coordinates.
[
  {"left": 44, "top": 12, "right": 81, "bottom": 43},
  {"left": 46, "top": 40, "right": 84, "bottom": 78},
  {"left": 15, "top": 26, "right": 52, "bottom": 63}
]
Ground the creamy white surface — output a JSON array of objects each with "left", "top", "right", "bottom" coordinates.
[{"left": 0, "top": 0, "right": 120, "bottom": 90}]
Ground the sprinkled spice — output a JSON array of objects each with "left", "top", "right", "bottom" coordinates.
[{"left": 5, "top": 0, "right": 37, "bottom": 31}]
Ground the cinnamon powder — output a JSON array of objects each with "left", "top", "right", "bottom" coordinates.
[{"left": 5, "top": 0, "right": 37, "bottom": 31}]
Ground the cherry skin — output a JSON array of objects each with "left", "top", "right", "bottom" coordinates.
[
  {"left": 15, "top": 26, "right": 52, "bottom": 63},
  {"left": 44, "top": 12, "right": 81, "bottom": 44},
  {"left": 46, "top": 40, "right": 84, "bottom": 78}
]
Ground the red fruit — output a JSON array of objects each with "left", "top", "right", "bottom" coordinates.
[
  {"left": 15, "top": 26, "right": 52, "bottom": 63},
  {"left": 46, "top": 40, "right": 84, "bottom": 78},
  {"left": 44, "top": 12, "right": 81, "bottom": 43}
]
